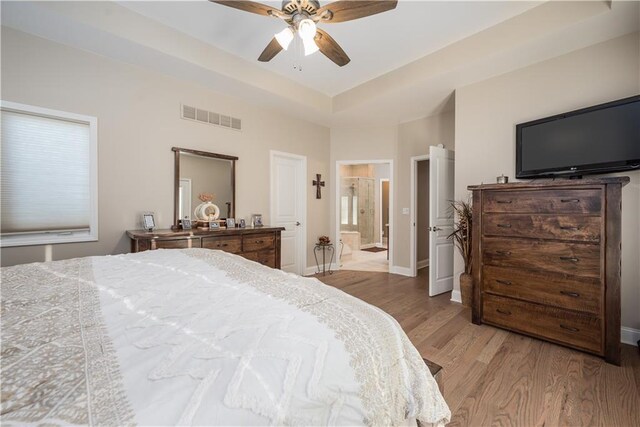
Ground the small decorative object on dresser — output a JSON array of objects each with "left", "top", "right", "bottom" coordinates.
[
  {"left": 448, "top": 200, "right": 473, "bottom": 308},
  {"left": 226, "top": 218, "right": 236, "bottom": 228},
  {"left": 142, "top": 213, "right": 156, "bottom": 232},
  {"left": 181, "top": 217, "right": 192, "bottom": 230},
  {"left": 209, "top": 221, "right": 220, "bottom": 230},
  {"left": 496, "top": 174, "right": 509, "bottom": 184},
  {"left": 252, "top": 214, "right": 263, "bottom": 227},
  {"left": 469, "top": 177, "right": 629, "bottom": 365},
  {"left": 239, "top": 219, "right": 246, "bottom": 228}
]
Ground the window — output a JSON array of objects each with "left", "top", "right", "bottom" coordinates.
[{"left": 1, "top": 101, "right": 98, "bottom": 247}]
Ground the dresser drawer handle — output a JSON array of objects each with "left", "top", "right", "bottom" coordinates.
[
  {"left": 496, "top": 200, "right": 512, "bottom": 204},
  {"left": 559, "top": 256, "right": 579, "bottom": 262},
  {"left": 255, "top": 240, "right": 264, "bottom": 244},
  {"left": 560, "top": 324, "right": 579, "bottom": 333},
  {"left": 497, "top": 224, "right": 512, "bottom": 228},
  {"left": 496, "top": 308, "right": 512, "bottom": 316},
  {"left": 561, "top": 198, "right": 580, "bottom": 203},
  {"left": 560, "top": 290, "right": 580, "bottom": 298},
  {"left": 559, "top": 226, "right": 579, "bottom": 231},
  {"left": 496, "top": 250, "right": 512, "bottom": 256},
  {"left": 496, "top": 279, "right": 512, "bottom": 285},
  {"left": 217, "top": 243, "right": 228, "bottom": 247}
]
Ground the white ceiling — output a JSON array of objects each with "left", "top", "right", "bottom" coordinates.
[
  {"left": 119, "top": 0, "right": 541, "bottom": 95},
  {"left": 2, "top": 1, "right": 638, "bottom": 126}
]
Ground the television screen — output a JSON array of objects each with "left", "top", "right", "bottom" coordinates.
[{"left": 516, "top": 95, "right": 640, "bottom": 178}]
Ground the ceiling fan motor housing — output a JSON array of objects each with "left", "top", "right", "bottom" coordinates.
[{"left": 282, "top": 0, "right": 320, "bottom": 15}]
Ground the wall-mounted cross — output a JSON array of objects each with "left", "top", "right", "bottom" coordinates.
[{"left": 312, "top": 174, "right": 325, "bottom": 199}]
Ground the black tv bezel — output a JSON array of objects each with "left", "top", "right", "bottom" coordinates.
[{"left": 515, "top": 95, "right": 640, "bottom": 179}]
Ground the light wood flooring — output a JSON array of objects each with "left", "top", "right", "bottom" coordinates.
[{"left": 315, "top": 269, "right": 640, "bottom": 427}]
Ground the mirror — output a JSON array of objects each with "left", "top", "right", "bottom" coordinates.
[{"left": 172, "top": 147, "right": 237, "bottom": 229}]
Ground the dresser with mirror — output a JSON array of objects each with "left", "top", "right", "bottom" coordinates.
[{"left": 127, "top": 147, "right": 284, "bottom": 269}]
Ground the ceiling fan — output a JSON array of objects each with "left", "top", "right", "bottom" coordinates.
[{"left": 210, "top": 0, "right": 398, "bottom": 67}]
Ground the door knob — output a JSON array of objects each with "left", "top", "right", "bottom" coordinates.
[{"left": 295, "top": 221, "right": 301, "bottom": 226}]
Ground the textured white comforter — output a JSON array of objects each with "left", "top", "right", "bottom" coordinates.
[{"left": 1, "top": 248, "right": 450, "bottom": 426}]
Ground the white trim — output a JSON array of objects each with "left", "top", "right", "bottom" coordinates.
[
  {"left": 269, "top": 150, "right": 307, "bottom": 276},
  {"left": 379, "top": 178, "right": 390, "bottom": 247},
  {"left": 0, "top": 100, "right": 99, "bottom": 248},
  {"left": 417, "top": 259, "right": 429, "bottom": 270},
  {"left": 450, "top": 290, "right": 462, "bottom": 303},
  {"left": 335, "top": 159, "right": 394, "bottom": 273},
  {"left": 410, "top": 154, "right": 430, "bottom": 277},
  {"left": 389, "top": 266, "right": 412, "bottom": 276},
  {"left": 621, "top": 327, "right": 640, "bottom": 346}
]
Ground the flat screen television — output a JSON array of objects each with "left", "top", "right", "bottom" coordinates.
[{"left": 516, "top": 95, "right": 640, "bottom": 179}]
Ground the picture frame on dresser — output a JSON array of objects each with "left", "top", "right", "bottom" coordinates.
[{"left": 226, "top": 218, "right": 236, "bottom": 228}]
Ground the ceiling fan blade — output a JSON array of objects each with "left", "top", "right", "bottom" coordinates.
[
  {"left": 210, "top": 0, "right": 280, "bottom": 17},
  {"left": 258, "top": 37, "right": 283, "bottom": 62},
  {"left": 316, "top": 0, "right": 398, "bottom": 23},
  {"left": 314, "top": 29, "right": 350, "bottom": 67}
]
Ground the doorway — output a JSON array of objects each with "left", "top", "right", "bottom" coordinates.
[{"left": 336, "top": 161, "right": 393, "bottom": 272}]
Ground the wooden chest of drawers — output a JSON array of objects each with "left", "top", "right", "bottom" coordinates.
[
  {"left": 127, "top": 227, "right": 284, "bottom": 269},
  {"left": 469, "top": 177, "right": 628, "bottom": 365}
]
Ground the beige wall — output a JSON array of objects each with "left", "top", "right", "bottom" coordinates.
[
  {"left": 454, "top": 32, "right": 640, "bottom": 330},
  {"left": 0, "top": 28, "right": 330, "bottom": 269}
]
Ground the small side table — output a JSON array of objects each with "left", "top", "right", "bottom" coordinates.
[{"left": 314, "top": 243, "right": 335, "bottom": 275}]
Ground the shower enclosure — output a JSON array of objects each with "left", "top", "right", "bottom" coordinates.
[{"left": 340, "top": 177, "right": 375, "bottom": 247}]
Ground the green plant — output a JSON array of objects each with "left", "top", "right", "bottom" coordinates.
[{"left": 448, "top": 200, "right": 473, "bottom": 274}]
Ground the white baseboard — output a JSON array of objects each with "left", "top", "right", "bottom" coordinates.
[
  {"left": 417, "top": 259, "right": 429, "bottom": 270},
  {"left": 389, "top": 265, "right": 412, "bottom": 276},
  {"left": 621, "top": 327, "right": 640, "bottom": 346},
  {"left": 450, "top": 290, "right": 462, "bottom": 303}
]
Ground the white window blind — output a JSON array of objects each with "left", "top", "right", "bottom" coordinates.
[{"left": 1, "top": 102, "right": 97, "bottom": 247}]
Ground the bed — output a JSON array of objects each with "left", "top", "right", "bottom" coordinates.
[{"left": 1, "top": 248, "right": 450, "bottom": 426}]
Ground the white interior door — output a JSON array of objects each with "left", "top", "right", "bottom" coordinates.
[
  {"left": 270, "top": 151, "right": 306, "bottom": 275},
  {"left": 428, "top": 146, "right": 455, "bottom": 296}
]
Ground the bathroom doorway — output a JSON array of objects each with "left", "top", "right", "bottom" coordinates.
[{"left": 336, "top": 161, "right": 393, "bottom": 272}]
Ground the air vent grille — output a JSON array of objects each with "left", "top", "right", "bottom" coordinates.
[{"left": 180, "top": 104, "right": 242, "bottom": 132}]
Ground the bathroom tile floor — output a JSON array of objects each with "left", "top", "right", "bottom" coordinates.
[{"left": 339, "top": 248, "right": 389, "bottom": 272}]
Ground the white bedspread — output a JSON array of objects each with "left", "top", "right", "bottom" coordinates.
[{"left": 1, "top": 249, "right": 450, "bottom": 426}]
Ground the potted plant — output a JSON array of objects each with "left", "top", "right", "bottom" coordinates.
[{"left": 448, "top": 200, "right": 473, "bottom": 307}]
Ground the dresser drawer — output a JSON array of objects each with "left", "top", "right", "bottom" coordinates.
[
  {"left": 153, "top": 238, "right": 196, "bottom": 249},
  {"left": 483, "top": 214, "right": 601, "bottom": 242},
  {"left": 202, "top": 235, "right": 242, "bottom": 253},
  {"left": 483, "top": 294, "right": 602, "bottom": 353},
  {"left": 243, "top": 249, "right": 276, "bottom": 268},
  {"left": 483, "top": 189, "right": 602, "bottom": 214},
  {"left": 482, "top": 265, "right": 601, "bottom": 314},
  {"left": 243, "top": 233, "right": 275, "bottom": 252},
  {"left": 482, "top": 237, "right": 600, "bottom": 278}
]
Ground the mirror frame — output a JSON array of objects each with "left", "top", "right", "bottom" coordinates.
[{"left": 172, "top": 147, "right": 238, "bottom": 230}]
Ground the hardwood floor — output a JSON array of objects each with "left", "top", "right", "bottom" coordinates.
[{"left": 315, "top": 269, "right": 640, "bottom": 427}]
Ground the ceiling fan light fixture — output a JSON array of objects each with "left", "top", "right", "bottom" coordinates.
[
  {"left": 303, "top": 37, "right": 319, "bottom": 56},
  {"left": 297, "top": 18, "right": 317, "bottom": 41},
  {"left": 275, "top": 27, "right": 294, "bottom": 50}
]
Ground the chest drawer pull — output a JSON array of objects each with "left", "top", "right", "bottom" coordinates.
[
  {"left": 560, "top": 290, "right": 580, "bottom": 298},
  {"left": 559, "top": 226, "right": 579, "bottom": 230},
  {"left": 217, "top": 243, "right": 228, "bottom": 247},
  {"left": 559, "top": 256, "right": 579, "bottom": 262},
  {"left": 496, "top": 250, "right": 512, "bottom": 256},
  {"left": 496, "top": 308, "right": 512, "bottom": 315},
  {"left": 561, "top": 198, "right": 580, "bottom": 203},
  {"left": 497, "top": 224, "right": 512, "bottom": 228},
  {"left": 255, "top": 240, "right": 264, "bottom": 244},
  {"left": 559, "top": 324, "right": 579, "bottom": 333},
  {"left": 496, "top": 279, "right": 512, "bottom": 285},
  {"left": 496, "top": 200, "right": 512, "bottom": 204}
]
